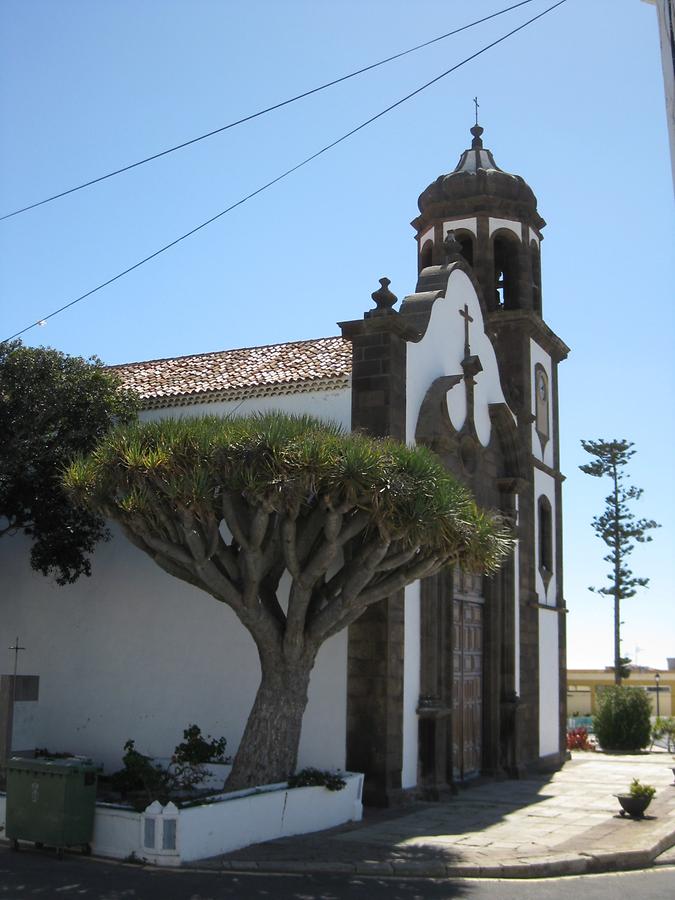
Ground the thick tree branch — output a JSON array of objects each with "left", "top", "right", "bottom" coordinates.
[
  {"left": 298, "top": 509, "right": 341, "bottom": 588},
  {"left": 322, "top": 554, "right": 447, "bottom": 640},
  {"left": 221, "top": 491, "right": 250, "bottom": 548},
  {"left": 281, "top": 515, "right": 302, "bottom": 579}
]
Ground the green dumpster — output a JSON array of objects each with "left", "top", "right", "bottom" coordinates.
[{"left": 5, "top": 757, "right": 99, "bottom": 856}]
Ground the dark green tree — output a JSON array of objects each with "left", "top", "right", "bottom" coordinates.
[
  {"left": 0, "top": 340, "right": 137, "bottom": 584},
  {"left": 580, "top": 439, "right": 659, "bottom": 686},
  {"left": 66, "top": 412, "right": 512, "bottom": 790}
]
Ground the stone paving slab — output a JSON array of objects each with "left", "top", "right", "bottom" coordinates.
[{"left": 189, "top": 750, "right": 675, "bottom": 879}]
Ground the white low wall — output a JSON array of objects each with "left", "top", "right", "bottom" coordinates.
[{"left": 1, "top": 772, "right": 364, "bottom": 866}]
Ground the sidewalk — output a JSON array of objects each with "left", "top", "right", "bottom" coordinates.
[{"left": 189, "top": 749, "right": 675, "bottom": 878}]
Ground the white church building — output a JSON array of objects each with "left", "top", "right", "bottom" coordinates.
[{"left": 2, "top": 124, "right": 568, "bottom": 805}]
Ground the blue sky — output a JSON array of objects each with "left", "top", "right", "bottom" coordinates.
[{"left": 1, "top": 0, "right": 673, "bottom": 670}]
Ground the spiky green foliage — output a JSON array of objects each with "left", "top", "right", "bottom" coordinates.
[
  {"left": 0, "top": 340, "right": 137, "bottom": 584},
  {"left": 66, "top": 412, "right": 511, "bottom": 788},
  {"left": 66, "top": 413, "right": 510, "bottom": 598},
  {"left": 580, "top": 439, "right": 659, "bottom": 684}
]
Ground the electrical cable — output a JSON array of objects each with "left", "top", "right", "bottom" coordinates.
[
  {"left": 0, "top": 0, "right": 538, "bottom": 222},
  {"left": 2, "top": 0, "right": 567, "bottom": 343}
]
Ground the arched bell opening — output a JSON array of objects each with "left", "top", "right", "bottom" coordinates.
[
  {"left": 493, "top": 232, "right": 521, "bottom": 311},
  {"left": 454, "top": 229, "right": 475, "bottom": 268},
  {"left": 419, "top": 239, "right": 434, "bottom": 271},
  {"left": 531, "top": 241, "right": 542, "bottom": 314}
]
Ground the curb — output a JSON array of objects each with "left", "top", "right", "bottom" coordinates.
[{"left": 216, "top": 832, "right": 675, "bottom": 880}]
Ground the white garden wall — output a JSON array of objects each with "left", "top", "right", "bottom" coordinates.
[{"left": 0, "top": 773, "right": 364, "bottom": 866}]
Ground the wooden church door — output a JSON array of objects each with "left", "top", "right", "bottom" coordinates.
[{"left": 452, "top": 571, "right": 484, "bottom": 780}]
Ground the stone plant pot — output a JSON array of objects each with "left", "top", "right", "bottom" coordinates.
[{"left": 617, "top": 794, "right": 652, "bottom": 819}]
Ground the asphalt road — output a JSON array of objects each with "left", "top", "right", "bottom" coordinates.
[{"left": 1, "top": 847, "right": 674, "bottom": 900}]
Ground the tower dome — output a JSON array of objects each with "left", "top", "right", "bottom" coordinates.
[
  {"left": 416, "top": 125, "right": 545, "bottom": 230},
  {"left": 412, "top": 124, "right": 545, "bottom": 315}
]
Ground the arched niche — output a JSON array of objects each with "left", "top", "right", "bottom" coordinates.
[{"left": 534, "top": 363, "right": 549, "bottom": 449}]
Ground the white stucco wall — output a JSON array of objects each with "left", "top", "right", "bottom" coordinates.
[
  {"left": 538, "top": 608, "right": 560, "bottom": 757},
  {"left": 418, "top": 225, "right": 434, "bottom": 248},
  {"left": 489, "top": 217, "right": 521, "bottom": 240},
  {"left": 401, "top": 581, "right": 420, "bottom": 789},
  {"left": 405, "top": 267, "right": 511, "bottom": 446},
  {"left": 442, "top": 217, "right": 478, "bottom": 238},
  {"left": 534, "top": 467, "right": 557, "bottom": 607},
  {"left": 0, "top": 529, "right": 348, "bottom": 773},
  {"left": 0, "top": 387, "right": 352, "bottom": 773},
  {"left": 528, "top": 227, "right": 540, "bottom": 246},
  {"left": 529, "top": 339, "right": 554, "bottom": 469},
  {"left": 142, "top": 386, "right": 352, "bottom": 429}
]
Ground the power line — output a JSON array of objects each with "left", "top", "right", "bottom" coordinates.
[
  {"left": 3, "top": 0, "right": 567, "bottom": 343},
  {"left": 0, "top": 0, "right": 538, "bottom": 222}
]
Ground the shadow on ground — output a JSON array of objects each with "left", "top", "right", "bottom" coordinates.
[{"left": 203, "top": 774, "right": 555, "bottom": 867}]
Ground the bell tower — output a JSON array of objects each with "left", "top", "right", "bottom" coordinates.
[{"left": 410, "top": 121, "right": 570, "bottom": 774}]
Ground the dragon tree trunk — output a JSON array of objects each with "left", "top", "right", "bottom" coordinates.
[{"left": 225, "top": 647, "right": 317, "bottom": 791}]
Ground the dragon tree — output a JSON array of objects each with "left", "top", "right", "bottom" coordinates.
[{"left": 66, "top": 412, "right": 511, "bottom": 789}]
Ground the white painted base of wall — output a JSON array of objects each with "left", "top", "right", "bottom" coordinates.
[{"left": 0, "top": 772, "right": 364, "bottom": 866}]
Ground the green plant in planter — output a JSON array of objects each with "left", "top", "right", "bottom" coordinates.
[
  {"left": 628, "top": 778, "right": 656, "bottom": 801},
  {"left": 108, "top": 726, "right": 232, "bottom": 803},
  {"left": 172, "top": 724, "right": 229, "bottom": 766},
  {"left": 287, "top": 768, "right": 346, "bottom": 792},
  {"left": 109, "top": 740, "right": 173, "bottom": 807},
  {"left": 171, "top": 724, "right": 231, "bottom": 791},
  {"left": 616, "top": 778, "right": 656, "bottom": 819}
]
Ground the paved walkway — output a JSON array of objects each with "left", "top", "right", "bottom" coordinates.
[{"left": 189, "top": 749, "right": 675, "bottom": 878}]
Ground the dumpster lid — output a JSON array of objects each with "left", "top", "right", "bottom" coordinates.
[{"left": 7, "top": 756, "right": 98, "bottom": 774}]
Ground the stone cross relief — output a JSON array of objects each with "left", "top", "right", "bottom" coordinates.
[
  {"left": 458, "top": 304, "right": 483, "bottom": 437},
  {"left": 459, "top": 303, "right": 473, "bottom": 358}
]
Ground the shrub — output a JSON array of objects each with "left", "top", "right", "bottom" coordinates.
[
  {"left": 108, "top": 726, "right": 231, "bottom": 804},
  {"left": 109, "top": 740, "right": 172, "bottom": 805},
  {"left": 593, "top": 685, "right": 651, "bottom": 751},
  {"left": 287, "top": 768, "right": 346, "bottom": 792},
  {"left": 172, "top": 724, "right": 229, "bottom": 766},
  {"left": 566, "top": 727, "right": 592, "bottom": 750}
]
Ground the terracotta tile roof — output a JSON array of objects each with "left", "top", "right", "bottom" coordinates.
[{"left": 112, "top": 336, "right": 352, "bottom": 409}]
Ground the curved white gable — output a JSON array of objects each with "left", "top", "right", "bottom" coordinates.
[{"left": 406, "top": 267, "right": 511, "bottom": 446}]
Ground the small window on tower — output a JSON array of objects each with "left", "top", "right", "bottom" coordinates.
[
  {"left": 493, "top": 232, "right": 520, "bottom": 310},
  {"left": 420, "top": 240, "right": 434, "bottom": 270},
  {"left": 538, "top": 495, "right": 553, "bottom": 588}
]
